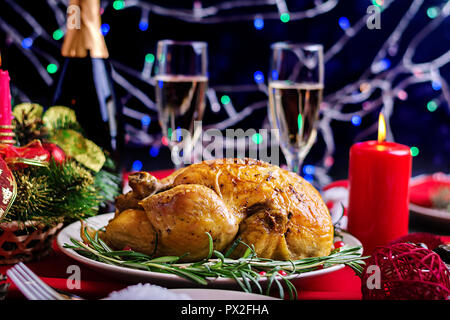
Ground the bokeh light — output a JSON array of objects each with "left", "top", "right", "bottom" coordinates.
[
  {"left": 380, "top": 58, "right": 391, "bottom": 70},
  {"left": 141, "top": 115, "right": 151, "bottom": 126},
  {"left": 21, "top": 37, "right": 33, "bottom": 49},
  {"left": 253, "top": 17, "right": 264, "bottom": 30},
  {"left": 373, "top": 0, "right": 384, "bottom": 7},
  {"left": 253, "top": 71, "right": 264, "bottom": 84},
  {"left": 427, "top": 7, "right": 439, "bottom": 19},
  {"left": 303, "top": 164, "right": 315, "bottom": 175},
  {"left": 427, "top": 100, "right": 438, "bottom": 112},
  {"left": 150, "top": 146, "right": 159, "bottom": 157},
  {"left": 351, "top": 115, "right": 362, "bottom": 126},
  {"left": 221, "top": 95, "right": 231, "bottom": 104},
  {"left": 145, "top": 53, "right": 155, "bottom": 63},
  {"left": 52, "top": 29, "right": 64, "bottom": 41},
  {"left": 46, "top": 63, "right": 58, "bottom": 74},
  {"left": 324, "top": 156, "right": 334, "bottom": 168},
  {"left": 431, "top": 81, "right": 441, "bottom": 91},
  {"left": 397, "top": 90, "right": 408, "bottom": 101},
  {"left": 113, "top": 1, "right": 125, "bottom": 10},
  {"left": 271, "top": 70, "right": 279, "bottom": 81},
  {"left": 139, "top": 21, "right": 148, "bottom": 31},
  {"left": 132, "top": 160, "right": 143, "bottom": 171},
  {"left": 338, "top": 17, "right": 350, "bottom": 30},
  {"left": 100, "top": 23, "right": 110, "bottom": 35},
  {"left": 280, "top": 13, "right": 290, "bottom": 23}
]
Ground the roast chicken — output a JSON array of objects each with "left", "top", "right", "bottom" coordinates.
[{"left": 100, "top": 158, "right": 334, "bottom": 262}]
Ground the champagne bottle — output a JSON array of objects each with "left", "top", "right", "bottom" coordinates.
[{"left": 53, "top": 0, "right": 124, "bottom": 165}]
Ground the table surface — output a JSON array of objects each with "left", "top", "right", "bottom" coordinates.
[{"left": 1, "top": 169, "right": 449, "bottom": 300}]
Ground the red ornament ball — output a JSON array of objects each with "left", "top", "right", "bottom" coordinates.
[
  {"left": 43, "top": 143, "right": 66, "bottom": 164},
  {"left": 361, "top": 243, "right": 450, "bottom": 300}
]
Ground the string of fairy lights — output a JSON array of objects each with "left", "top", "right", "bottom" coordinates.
[{"left": 0, "top": 0, "right": 449, "bottom": 185}]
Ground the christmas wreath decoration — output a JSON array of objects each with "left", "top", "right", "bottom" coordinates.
[{"left": 0, "top": 103, "right": 120, "bottom": 264}]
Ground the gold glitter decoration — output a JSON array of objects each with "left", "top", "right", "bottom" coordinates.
[{"left": 50, "top": 129, "right": 105, "bottom": 172}]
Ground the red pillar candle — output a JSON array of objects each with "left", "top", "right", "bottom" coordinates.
[
  {"left": 0, "top": 68, "right": 13, "bottom": 144},
  {"left": 347, "top": 114, "right": 412, "bottom": 254}
]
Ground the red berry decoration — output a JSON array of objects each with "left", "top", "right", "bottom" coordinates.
[
  {"left": 361, "top": 243, "right": 450, "bottom": 300},
  {"left": 326, "top": 201, "right": 334, "bottom": 210},
  {"left": 258, "top": 271, "right": 266, "bottom": 276},
  {"left": 122, "top": 246, "right": 132, "bottom": 251},
  {"left": 278, "top": 270, "right": 287, "bottom": 276},
  {"left": 334, "top": 241, "right": 345, "bottom": 249}
]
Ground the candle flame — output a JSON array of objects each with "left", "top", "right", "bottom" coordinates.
[{"left": 378, "top": 113, "right": 386, "bottom": 143}]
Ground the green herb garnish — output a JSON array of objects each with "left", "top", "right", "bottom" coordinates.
[{"left": 64, "top": 230, "right": 367, "bottom": 299}]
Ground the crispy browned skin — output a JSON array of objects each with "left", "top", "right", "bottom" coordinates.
[
  {"left": 104, "top": 209, "right": 157, "bottom": 255},
  {"left": 104, "top": 158, "right": 333, "bottom": 261},
  {"left": 141, "top": 184, "right": 239, "bottom": 261}
]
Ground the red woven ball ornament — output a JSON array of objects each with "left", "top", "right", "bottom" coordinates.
[{"left": 361, "top": 243, "right": 450, "bottom": 300}]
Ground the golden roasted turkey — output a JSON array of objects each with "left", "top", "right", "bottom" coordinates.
[{"left": 98, "top": 158, "right": 334, "bottom": 262}]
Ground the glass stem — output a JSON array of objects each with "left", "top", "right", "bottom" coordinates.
[
  {"left": 173, "top": 161, "right": 182, "bottom": 170},
  {"left": 288, "top": 153, "right": 304, "bottom": 175}
]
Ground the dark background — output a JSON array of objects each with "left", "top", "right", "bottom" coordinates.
[{"left": 0, "top": 0, "right": 449, "bottom": 182}]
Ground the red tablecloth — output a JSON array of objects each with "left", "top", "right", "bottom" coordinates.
[{"left": 1, "top": 169, "right": 448, "bottom": 300}]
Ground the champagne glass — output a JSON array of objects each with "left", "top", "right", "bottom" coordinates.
[
  {"left": 155, "top": 40, "right": 208, "bottom": 168},
  {"left": 268, "top": 43, "right": 324, "bottom": 174}
]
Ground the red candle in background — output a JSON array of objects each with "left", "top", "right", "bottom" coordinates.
[
  {"left": 0, "top": 53, "right": 13, "bottom": 144},
  {"left": 347, "top": 114, "right": 412, "bottom": 254}
]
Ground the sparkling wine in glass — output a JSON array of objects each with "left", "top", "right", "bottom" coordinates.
[
  {"left": 155, "top": 40, "right": 208, "bottom": 168},
  {"left": 268, "top": 43, "right": 324, "bottom": 174}
]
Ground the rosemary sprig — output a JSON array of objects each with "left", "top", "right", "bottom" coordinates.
[{"left": 64, "top": 230, "right": 367, "bottom": 299}]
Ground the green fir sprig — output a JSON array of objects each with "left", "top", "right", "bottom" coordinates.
[
  {"left": 7, "top": 160, "right": 101, "bottom": 225},
  {"left": 93, "top": 156, "right": 121, "bottom": 207},
  {"left": 64, "top": 230, "right": 367, "bottom": 299}
]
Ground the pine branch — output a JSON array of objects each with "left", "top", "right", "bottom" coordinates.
[
  {"left": 8, "top": 160, "right": 101, "bottom": 225},
  {"left": 8, "top": 167, "right": 55, "bottom": 224},
  {"left": 94, "top": 169, "right": 121, "bottom": 206}
]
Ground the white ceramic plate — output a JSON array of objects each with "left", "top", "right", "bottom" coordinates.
[
  {"left": 169, "top": 288, "right": 279, "bottom": 300},
  {"left": 57, "top": 213, "right": 362, "bottom": 289},
  {"left": 409, "top": 203, "right": 450, "bottom": 226},
  {"left": 409, "top": 174, "right": 450, "bottom": 227}
]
